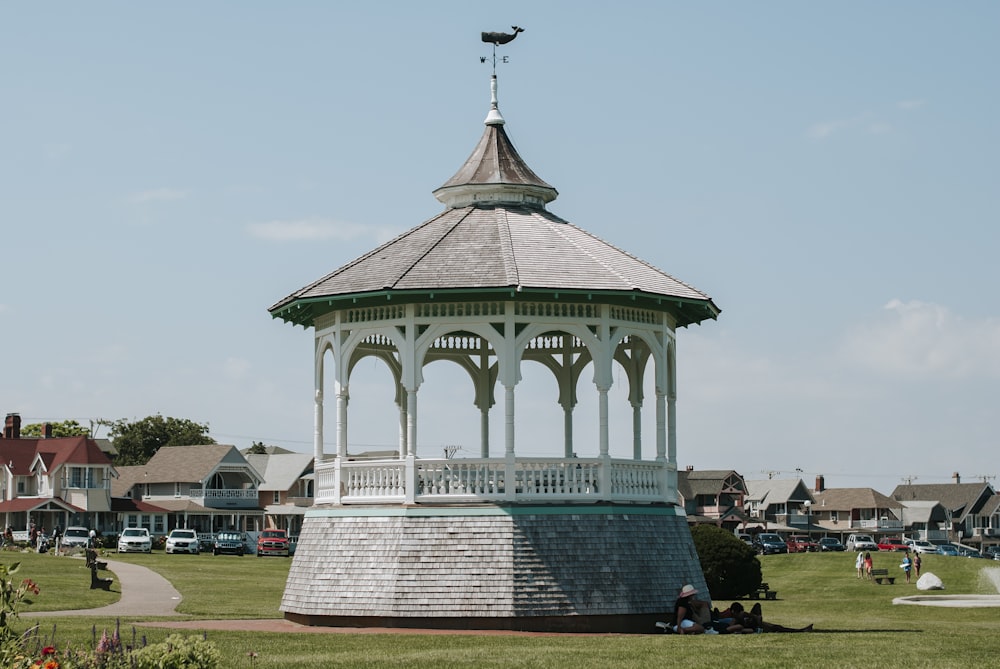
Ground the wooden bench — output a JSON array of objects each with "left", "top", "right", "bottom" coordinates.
[
  {"left": 89, "top": 564, "right": 113, "bottom": 590},
  {"left": 748, "top": 582, "right": 778, "bottom": 600},
  {"left": 871, "top": 568, "right": 895, "bottom": 585},
  {"left": 85, "top": 548, "right": 108, "bottom": 571}
]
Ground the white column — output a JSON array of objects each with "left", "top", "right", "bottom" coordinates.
[
  {"left": 632, "top": 402, "right": 642, "bottom": 460},
  {"left": 313, "top": 388, "right": 324, "bottom": 463},
  {"left": 336, "top": 384, "right": 348, "bottom": 458},
  {"left": 480, "top": 407, "right": 490, "bottom": 458},
  {"left": 598, "top": 385, "right": 610, "bottom": 457},
  {"left": 655, "top": 391, "right": 667, "bottom": 461},
  {"left": 564, "top": 407, "right": 573, "bottom": 458},
  {"left": 398, "top": 390, "right": 408, "bottom": 458},
  {"left": 504, "top": 385, "right": 515, "bottom": 456},
  {"left": 479, "top": 346, "right": 490, "bottom": 458},
  {"left": 406, "top": 388, "right": 418, "bottom": 458}
]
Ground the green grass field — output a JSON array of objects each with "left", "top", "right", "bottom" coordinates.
[{"left": 4, "top": 549, "right": 999, "bottom": 668}]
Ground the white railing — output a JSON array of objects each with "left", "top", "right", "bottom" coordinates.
[
  {"left": 188, "top": 487, "right": 260, "bottom": 508},
  {"left": 852, "top": 519, "right": 904, "bottom": 530},
  {"left": 314, "top": 456, "right": 671, "bottom": 505}
]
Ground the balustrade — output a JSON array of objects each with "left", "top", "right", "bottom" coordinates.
[{"left": 320, "top": 456, "right": 670, "bottom": 505}]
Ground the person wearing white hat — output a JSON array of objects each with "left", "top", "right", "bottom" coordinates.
[{"left": 673, "top": 584, "right": 712, "bottom": 634}]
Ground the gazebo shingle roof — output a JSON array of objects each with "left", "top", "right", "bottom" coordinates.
[{"left": 270, "top": 80, "right": 719, "bottom": 329}]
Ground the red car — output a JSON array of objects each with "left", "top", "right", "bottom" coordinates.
[
  {"left": 877, "top": 538, "right": 909, "bottom": 552},
  {"left": 256, "top": 529, "right": 290, "bottom": 557},
  {"left": 785, "top": 535, "right": 819, "bottom": 553}
]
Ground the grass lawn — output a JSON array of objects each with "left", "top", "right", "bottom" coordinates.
[{"left": 4, "top": 548, "right": 1000, "bottom": 668}]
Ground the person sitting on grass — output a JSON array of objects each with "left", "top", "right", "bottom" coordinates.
[{"left": 672, "top": 584, "right": 710, "bottom": 634}]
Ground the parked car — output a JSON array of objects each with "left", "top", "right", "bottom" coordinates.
[
  {"left": 737, "top": 533, "right": 753, "bottom": 546},
  {"left": 877, "top": 537, "right": 909, "bottom": 552},
  {"left": 61, "top": 526, "right": 90, "bottom": 549},
  {"left": 935, "top": 544, "right": 960, "bottom": 556},
  {"left": 910, "top": 540, "right": 937, "bottom": 554},
  {"left": 753, "top": 533, "right": 788, "bottom": 555},
  {"left": 983, "top": 545, "right": 1000, "bottom": 559},
  {"left": 213, "top": 531, "right": 247, "bottom": 556},
  {"left": 117, "top": 527, "right": 152, "bottom": 553},
  {"left": 817, "top": 537, "right": 846, "bottom": 552},
  {"left": 846, "top": 534, "right": 878, "bottom": 551},
  {"left": 256, "top": 528, "right": 290, "bottom": 557},
  {"left": 786, "top": 535, "right": 819, "bottom": 553},
  {"left": 955, "top": 546, "right": 983, "bottom": 558},
  {"left": 165, "top": 529, "right": 200, "bottom": 554}
]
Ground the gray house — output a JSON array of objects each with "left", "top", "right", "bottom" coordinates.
[{"left": 113, "top": 444, "right": 263, "bottom": 534}]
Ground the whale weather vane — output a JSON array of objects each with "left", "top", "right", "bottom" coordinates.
[{"left": 480, "top": 26, "right": 523, "bottom": 73}]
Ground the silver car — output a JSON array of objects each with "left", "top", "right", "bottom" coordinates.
[
  {"left": 61, "top": 526, "right": 90, "bottom": 549},
  {"left": 165, "top": 528, "right": 200, "bottom": 554}
]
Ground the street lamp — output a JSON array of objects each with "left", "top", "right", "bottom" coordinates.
[{"left": 803, "top": 500, "right": 812, "bottom": 541}]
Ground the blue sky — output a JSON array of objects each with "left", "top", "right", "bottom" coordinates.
[{"left": 2, "top": 2, "right": 997, "bottom": 494}]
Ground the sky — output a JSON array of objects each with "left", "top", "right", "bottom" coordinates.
[{"left": 2, "top": 2, "right": 997, "bottom": 496}]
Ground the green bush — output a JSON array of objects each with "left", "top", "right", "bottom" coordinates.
[
  {"left": 130, "top": 633, "right": 220, "bottom": 669},
  {"left": 690, "top": 524, "right": 762, "bottom": 599}
]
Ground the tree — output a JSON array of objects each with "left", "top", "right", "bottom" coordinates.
[
  {"left": 690, "top": 524, "right": 762, "bottom": 600},
  {"left": 19, "top": 420, "right": 90, "bottom": 438},
  {"left": 108, "top": 415, "right": 215, "bottom": 466},
  {"left": 246, "top": 441, "right": 268, "bottom": 455}
]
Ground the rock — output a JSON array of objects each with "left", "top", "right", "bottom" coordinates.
[{"left": 916, "top": 572, "right": 944, "bottom": 591}]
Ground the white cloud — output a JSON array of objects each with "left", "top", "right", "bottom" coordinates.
[
  {"left": 840, "top": 299, "right": 1000, "bottom": 378},
  {"left": 128, "top": 188, "right": 189, "bottom": 204},
  {"left": 897, "top": 99, "right": 926, "bottom": 110},
  {"left": 247, "top": 217, "right": 400, "bottom": 244}
]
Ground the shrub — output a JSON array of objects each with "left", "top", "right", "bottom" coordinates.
[
  {"left": 130, "top": 634, "right": 220, "bottom": 669},
  {"left": 690, "top": 524, "right": 762, "bottom": 600}
]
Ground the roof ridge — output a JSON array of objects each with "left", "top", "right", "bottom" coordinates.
[
  {"left": 392, "top": 208, "right": 476, "bottom": 287},
  {"left": 554, "top": 217, "right": 712, "bottom": 299},
  {"left": 496, "top": 208, "right": 519, "bottom": 286}
]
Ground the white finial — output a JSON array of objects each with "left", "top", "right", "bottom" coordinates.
[{"left": 484, "top": 74, "right": 505, "bottom": 126}]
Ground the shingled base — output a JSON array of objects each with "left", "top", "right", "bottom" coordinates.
[{"left": 281, "top": 503, "right": 705, "bottom": 634}]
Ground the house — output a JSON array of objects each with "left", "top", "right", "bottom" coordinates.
[
  {"left": 891, "top": 473, "right": 996, "bottom": 545},
  {"left": 0, "top": 412, "right": 119, "bottom": 535},
  {"left": 113, "top": 443, "right": 264, "bottom": 535},
  {"left": 245, "top": 447, "right": 313, "bottom": 537},
  {"left": 743, "top": 478, "right": 815, "bottom": 533},
  {"left": 810, "top": 487, "right": 904, "bottom": 537},
  {"left": 898, "top": 500, "right": 951, "bottom": 542},
  {"left": 676, "top": 467, "right": 748, "bottom": 532}
]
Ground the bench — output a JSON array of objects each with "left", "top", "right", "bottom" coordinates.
[
  {"left": 89, "top": 564, "right": 113, "bottom": 590},
  {"left": 748, "top": 582, "right": 778, "bottom": 600},
  {"left": 871, "top": 568, "right": 895, "bottom": 585},
  {"left": 85, "top": 549, "right": 108, "bottom": 571}
]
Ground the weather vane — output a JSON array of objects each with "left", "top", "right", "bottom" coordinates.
[{"left": 480, "top": 26, "right": 523, "bottom": 74}]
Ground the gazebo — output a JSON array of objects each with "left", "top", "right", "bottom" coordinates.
[{"left": 269, "top": 72, "right": 720, "bottom": 633}]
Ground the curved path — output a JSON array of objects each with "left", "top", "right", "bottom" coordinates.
[{"left": 24, "top": 559, "right": 183, "bottom": 618}]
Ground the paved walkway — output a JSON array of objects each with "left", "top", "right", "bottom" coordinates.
[{"left": 24, "top": 558, "right": 183, "bottom": 618}]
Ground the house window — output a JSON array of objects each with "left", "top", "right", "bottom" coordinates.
[
  {"left": 126, "top": 514, "right": 138, "bottom": 527},
  {"left": 17, "top": 480, "right": 25, "bottom": 494},
  {"left": 831, "top": 511, "right": 839, "bottom": 523},
  {"left": 141, "top": 515, "right": 151, "bottom": 531},
  {"left": 154, "top": 517, "right": 165, "bottom": 533},
  {"left": 273, "top": 491, "right": 280, "bottom": 504},
  {"left": 70, "top": 467, "right": 83, "bottom": 488},
  {"left": 174, "top": 482, "right": 181, "bottom": 498}
]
